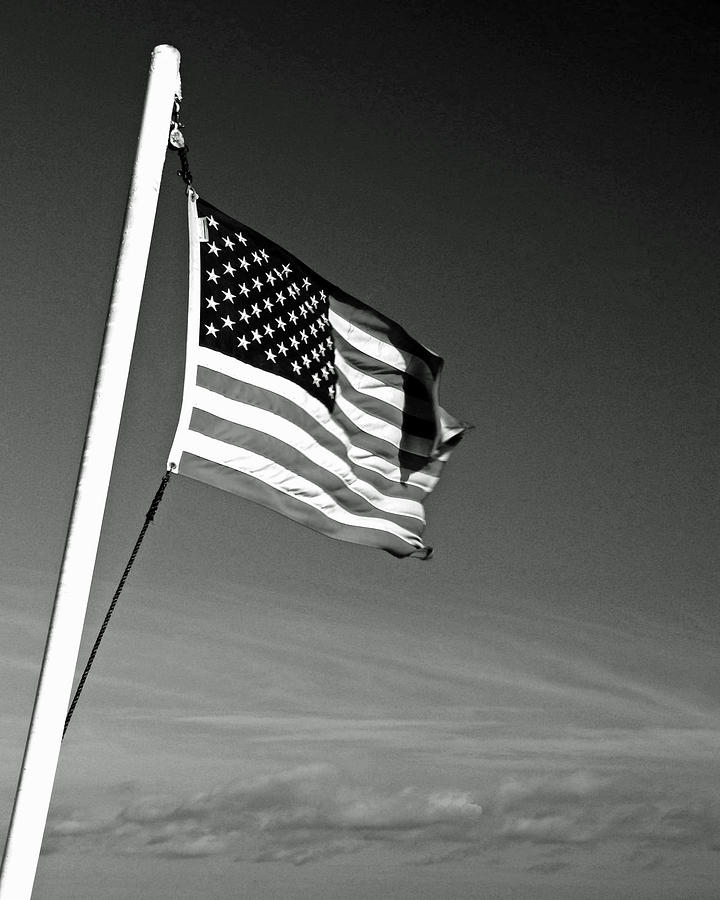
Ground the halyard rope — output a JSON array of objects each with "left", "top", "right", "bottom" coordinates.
[{"left": 63, "top": 468, "right": 174, "bottom": 738}]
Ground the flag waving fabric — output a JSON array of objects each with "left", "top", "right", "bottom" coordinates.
[{"left": 168, "top": 193, "right": 466, "bottom": 558}]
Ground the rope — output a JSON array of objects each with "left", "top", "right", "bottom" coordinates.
[{"left": 63, "top": 467, "right": 174, "bottom": 738}]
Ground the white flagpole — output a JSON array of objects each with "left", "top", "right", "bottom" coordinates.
[{"left": 0, "top": 44, "right": 181, "bottom": 900}]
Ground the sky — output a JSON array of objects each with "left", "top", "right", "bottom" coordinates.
[{"left": 1, "top": 1, "right": 719, "bottom": 897}]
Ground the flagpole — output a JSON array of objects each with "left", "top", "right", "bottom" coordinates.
[{"left": 0, "top": 44, "right": 181, "bottom": 900}]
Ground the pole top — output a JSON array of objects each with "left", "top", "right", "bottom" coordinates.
[
  {"left": 152, "top": 43, "right": 180, "bottom": 57},
  {"left": 150, "top": 45, "right": 181, "bottom": 98}
]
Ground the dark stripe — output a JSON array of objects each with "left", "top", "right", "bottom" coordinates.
[
  {"left": 331, "top": 402, "right": 446, "bottom": 479},
  {"left": 188, "top": 408, "right": 425, "bottom": 531},
  {"left": 334, "top": 367, "right": 437, "bottom": 447},
  {"left": 333, "top": 332, "right": 438, "bottom": 412},
  {"left": 329, "top": 296, "right": 442, "bottom": 379},
  {"left": 178, "top": 450, "right": 427, "bottom": 558}
]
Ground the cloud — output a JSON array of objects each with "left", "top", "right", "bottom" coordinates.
[
  {"left": 44, "top": 765, "right": 720, "bottom": 868},
  {"left": 492, "top": 770, "right": 720, "bottom": 852},
  {"left": 45, "top": 765, "right": 483, "bottom": 865}
]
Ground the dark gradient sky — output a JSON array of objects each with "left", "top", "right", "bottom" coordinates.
[{"left": 1, "top": 2, "right": 719, "bottom": 898}]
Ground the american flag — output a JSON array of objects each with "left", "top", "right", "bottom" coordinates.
[{"left": 168, "top": 194, "right": 466, "bottom": 558}]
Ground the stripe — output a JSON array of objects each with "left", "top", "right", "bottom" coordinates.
[
  {"left": 178, "top": 452, "right": 430, "bottom": 558},
  {"left": 192, "top": 348, "right": 441, "bottom": 494},
  {"left": 329, "top": 309, "right": 439, "bottom": 394},
  {"left": 329, "top": 398, "right": 446, "bottom": 481},
  {"left": 178, "top": 432, "right": 427, "bottom": 554},
  {"left": 188, "top": 409, "right": 423, "bottom": 532},
  {"left": 334, "top": 380, "right": 435, "bottom": 459},
  {"left": 194, "top": 368, "right": 441, "bottom": 495},
  {"left": 332, "top": 331, "right": 435, "bottom": 408},
  {"left": 334, "top": 366, "right": 436, "bottom": 447},
  {"left": 333, "top": 347, "right": 436, "bottom": 425},
  {"left": 328, "top": 293, "right": 442, "bottom": 378},
  {"left": 188, "top": 391, "right": 426, "bottom": 522}
]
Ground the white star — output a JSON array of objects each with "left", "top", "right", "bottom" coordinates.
[
  {"left": 223, "top": 235, "right": 235, "bottom": 249},
  {"left": 277, "top": 342, "right": 288, "bottom": 356},
  {"left": 281, "top": 264, "right": 291, "bottom": 277},
  {"left": 328, "top": 384, "right": 335, "bottom": 398},
  {"left": 251, "top": 303, "right": 261, "bottom": 317},
  {"left": 301, "top": 354, "right": 311, "bottom": 368},
  {"left": 263, "top": 297, "right": 273, "bottom": 311},
  {"left": 221, "top": 315, "right": 235, "bottom": 329},
  {"left": 325, "top": 337, "right": 333, "bottom": 349},
  {"left": 206, "top": 297, "right": 219, "bottom": 311},
  {"left": 208, "top": 242, "right": 220, "bottom": 256},
  {"left": 251, "top": 329, "right": 262, "bottom": 343},
  {"left": 239, "top": 310, "right": 250, "bottom": 324},
  {"left": 206, "top": 269, "right": 219, "bottom": 283},
  {"left": 275, "top": 291, "right": 286, "bottom": 306},
  {"left": 289, "top": 336, "right": 299, "bottom": 350},
  {"left": 252, "top": 277, "right": 263, "bottom": 292},
  {"left": 302, "top": 277, "right": 311, "bottom": 290},
  {"left": 222, "top": 289, "right": 235, "bottom": 303},
  {"left": 260, "top": 248, "right": 269, "bottom": 261},
  {"left": 206, "top": 215, "right": 218, "bottom": 229},
  {"left": 235, "top": 232, "right": 247, "bottom": 245},
  {"left": 263, "top": 323, "right": 275, "bottom": 337},
  {"left": 239, "top": 283, "right": 250, "bottom": 297},
  {"left": 252, "top": 251, "right": 262, "bottom": 265},
  {"left": 291, "top": 361, "right": 301, "bottom": 375},
  {"left": 287, "top": 284, "right": 298, "bottom": 298},
  {"left": 288, "top": 311, "right": 298, "bottom": 325},
  {"left": 321, "top": 365, "right": 330, "bottom": 379},
  {"left": 265, "top": 348, "right": 277, "bottom": 363},
  {"left": 309, "top": 323, "right": 317, "bottom": 337},
  {"left": 239, "top": 257, "right": 250, "bottom": 271},
  {"left": 205, "top": 323, "right": 218, "bottom": 337},
  {"left": 299, "top": 303, "right": 308, "bottom": 318},
  {"left": 299, "top": 330, "right": 308, "bottom": 343},
  {"left": 311, "top": 347, "right": 320, "bottom": 361},
  {"left": 237, "top": 335, "right": 249, "bottom": 350},
  {"left": 312, "top": 372, "right": 321, "bottom": 386},
  {"left": 266, "top": 271, "right": 276, "bottom": 286},
  {"left": 223, "top": 262, "right": 236, "bottom": 276},
  {"left": 275, "top": 317, "right": 286, "bottom": 330},
  {"left": 319, "top": 290, "right": 326, "bottom": 300}
]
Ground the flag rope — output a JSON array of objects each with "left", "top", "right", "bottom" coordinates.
[
  {"left": 168, "top": 97, "right": 193, "bottom": 188},
  {"left": 62, "top": 467, "right": 174, "bottom": 738}
]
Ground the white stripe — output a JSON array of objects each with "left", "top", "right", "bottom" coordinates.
[
  {"left": 334, "top": 383, "right": 405, "bottom": 449},
  {"left": 181, "top": 431, "right": 424, "bottom": 550},
  {"left": 334, "top": 381, "right": 435, "bottom": 459},
  {"left": 191, "top": 347, "right": 440, "bottom": 493},
  {"left": 334, "top": 353, "right": 408, "bottom": 414},
  {"left": 191, "top": 385, "right": 426, "bottom": 521},
  {"left": 329, "top": 308, "right": 434, "bottom": 381}
]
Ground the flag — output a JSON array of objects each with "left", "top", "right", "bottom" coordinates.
[{"left": 168, "top": 192, "right": 467, "bottom": 558}]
